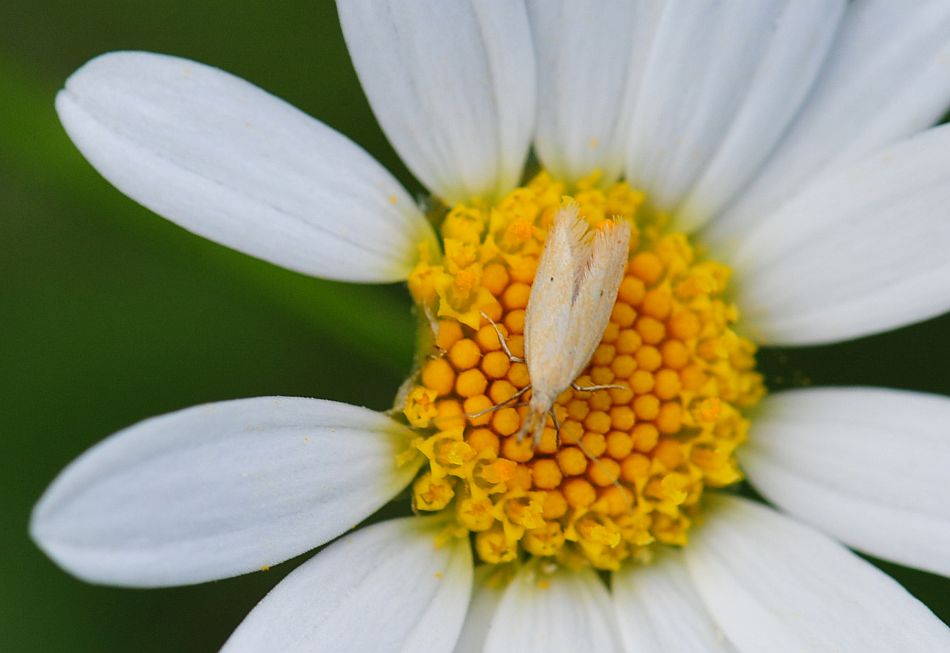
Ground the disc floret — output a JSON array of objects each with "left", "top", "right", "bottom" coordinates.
[{"left": 404, "top": 172, "right": 763, "bottom": 570}]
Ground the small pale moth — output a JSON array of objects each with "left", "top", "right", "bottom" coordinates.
[{"left": 517, "top": 202, "right": 632, "bottom": 445}]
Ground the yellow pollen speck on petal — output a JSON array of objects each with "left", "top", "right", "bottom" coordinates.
[{"left": 404, "top": 170, "right": 763, "bottom": 570}]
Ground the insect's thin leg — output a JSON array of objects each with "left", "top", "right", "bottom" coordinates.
[
  {"left": 572, "top": 382, "right": 625, "bottom": 392},
  {"left": 465, "top": 384, "right": 531, "bottom": 419},
  {"left": 480, "top": 311, "right": 525, "bottom": 363},
  {"left": 547, "top": 407, "right": 562, "bottom": 448}
]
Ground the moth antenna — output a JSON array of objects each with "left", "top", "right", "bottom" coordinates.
[
  {"left": 547, "top": 399, "right": 635, "bottom": 515},
  {"left": 479, "top": 311, "right": 524, "bottom": 363},
  {"left": 544, "top": 401, "right": 636, "bottom": 514}
]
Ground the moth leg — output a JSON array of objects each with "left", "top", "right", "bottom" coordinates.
[
  {"left": 572, "top": 382, "right": 625, "bottom": 392},
  {"left": 480, "top": 311, "right": 524, "bottom": 363},
  {"left": 547, "top": 406, "right": 562, "bottom": 448},
  {"left": 465, "top": 384, "right": 531, "bottom": 419}
]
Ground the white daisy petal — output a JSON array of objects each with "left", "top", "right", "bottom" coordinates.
[
  {"left": 453, "top": 567, "right": 504, "bottom": 653},
  {"left": 686, "top": 496, "right": 950, "bottom": 653},
  {"left": 337, "top": 0, "right": 535, "bottom": 204},
  {"left": 731, "top": 124, "right": 950, "bottom": 345},
  {"left": 57, "top": 51, "right": 433, "bottom": 283},
  {"left": 613, "top": 550, "right": 738, "bottom": 652},
  {"left": 223, "top": 517, "right": 472, "bottom": 652},
  {"left": 526, "top": 0, "right": 638, "bottom": 185},
  {"left": 624, "top": 0, "right": 845, "bottom": 222},
  {"left": 30, "top": 397, "right": 421, "bottom": 588},
  {"left": 484, "top": 566, "right": 620, "bottom": 653},
  {"left": 673, "top": 1, "right": 846, "bottom": 231},
  {"left": 742, "top": 387, "right": 950, "bottom": 577},
  {"left": 710, "top": 1, "right": 950, "bottom": 246}
]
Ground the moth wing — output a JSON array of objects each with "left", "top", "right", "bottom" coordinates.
[
  {"left": 524, "top": 206, "right": 586, "bottom": 403},
  {"left": 565, "top": 220, "right": 632, "bottom": 375},
  {"left": 562, "top": 207, "right": 593, "bottom": 291}
]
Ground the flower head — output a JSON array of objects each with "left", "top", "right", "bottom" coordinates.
[{"left": 32, "top": 1, "right": 950, "bottom": 651}]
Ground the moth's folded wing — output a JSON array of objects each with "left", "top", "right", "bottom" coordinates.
[
  {"left": 525, "top": 208, "right": 582, "bottom": 398},
  {"left": 566, "top": 221, "right": 631, "bottom": 374}
]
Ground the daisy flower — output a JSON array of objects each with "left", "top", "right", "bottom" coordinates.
[{"left": 31, "top": 1, "right": 950, "bottom": 651}]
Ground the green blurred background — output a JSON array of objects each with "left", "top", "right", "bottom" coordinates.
[{"left": 1, "top": 1, "right": 947, "bottom": 649}]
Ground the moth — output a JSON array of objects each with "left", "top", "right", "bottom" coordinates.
[{"left": 517, "top": 203, "right": 632, "bottom": 445}]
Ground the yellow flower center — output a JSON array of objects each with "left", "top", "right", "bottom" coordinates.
[{"left": 404, "top": 171, "right": 764, "bottom": 570}]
